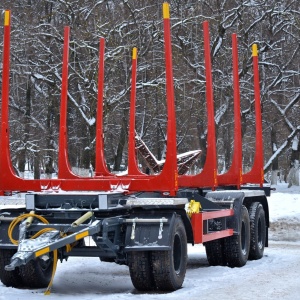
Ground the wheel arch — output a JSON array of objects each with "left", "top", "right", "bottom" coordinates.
[
  {"left": 242, "top": 194, "right": 269, "bottom": 247},
  {"left": 176, "top": 209, "right": 194, "bottom": 244},
  {"left": 242, "top": 195, "right": 269, "bottom": 228}
]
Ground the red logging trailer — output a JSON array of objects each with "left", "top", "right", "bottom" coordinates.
[{"left": 0, "top": 3, "right": 270, "bottom": 294}]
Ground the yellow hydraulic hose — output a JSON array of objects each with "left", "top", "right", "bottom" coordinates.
[
  {"left": 8, "top": 213, "right": 58, "bottom": 295},
  {"left": 44, "top": 249, "right": 58, "bottom": 295},
  {"left": 8, "top": 213, "right": 50, "bottom": 245},
  {"left": 8, "top": 211, "right": 92, "bottom": 295}
]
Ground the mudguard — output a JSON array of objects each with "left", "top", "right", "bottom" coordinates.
[{"left": 124, "top": 212, "right": 177, "bottom": 251}]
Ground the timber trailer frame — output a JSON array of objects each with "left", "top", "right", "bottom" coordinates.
[{"left": 0, "top": 3, "right": 270, "bottom": 294}]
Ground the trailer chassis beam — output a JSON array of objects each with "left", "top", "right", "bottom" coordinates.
[{"left": 191, "top": 209, "right": 234, "bottom": 243}]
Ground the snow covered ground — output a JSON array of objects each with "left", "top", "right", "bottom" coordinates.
[
  {"left": 0, "top": 183, "right": 299, "bottom": 300},
  {"left": 268, "top": 183, "right": 300, "bottom": 242}
]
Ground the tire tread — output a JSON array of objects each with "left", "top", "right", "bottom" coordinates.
[
  {"left": 205, "top": 239, "right": 225, "bottom": 266},
  {"left": 0, "top": 249, "right": 23, "bottom": 288},
  {"left": 128, "top": 251, "right": 154, "bottom": 291},
  {"left": 249, "top": 202, "right": 266, "bottom": 260},
  {"left": 223, "top": 205, "right": 250, "bottom": 267}
]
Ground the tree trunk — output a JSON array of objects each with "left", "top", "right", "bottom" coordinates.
[
  {"left": 18, "top": 84, "right": 31, "bottom": 178},
  {"left": 287, "top": 135, "right": 300, "bottom": 187},
  {"left": 33, "top": 152, "right": 40, "bottom": 179},
  {"left": 270, "top": 126, "right": 279, "bottom": 185},
  {"left": 113, "top": 110, "right": 128, "bottom": 171},
  {"left": 45, "top": 94, "right": 56, "bottom": 178},
  {"left": 197, "top": 120, "right": 207, "bottom": 169}
]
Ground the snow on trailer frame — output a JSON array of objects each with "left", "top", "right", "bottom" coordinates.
[{"left": 0, "top": 2, "right": 270, "bottom": 295}]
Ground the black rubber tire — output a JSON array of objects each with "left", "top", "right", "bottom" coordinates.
[
  {"left": 19, "top": 253, "right": 54, "bottom": 288},
  {"left": 127, "top": 251, "right": 154, "bottom": 291},
  {"left": 151, "top": 217, "right": 187, "bottom": 291},
  {"left": 0, "top": 249, "right": 23, "bottom": 288},
  {"left": 248, "top": 202, "right": 266, "bottom": 260},
  {"left": 205, "top": 239, "right": 225, "bottom": 266},
  {"left": 224, "top": 205, "right": 250, "bottom": 267}
]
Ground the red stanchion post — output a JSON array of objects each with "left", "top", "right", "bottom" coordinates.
[
  {"left": 0, "top": 11, "right": 15, "bottom": 193},
  {"left": 242, "top": 44, "right": 264, "bottom": 186},
  {"left": 57, "top": 27, "right": 79, "bottom": 179},
  {"left": 217, "top": 33, "right": 242, "bottom": 187},
  {"left": 127, "top": 47, "right": 143, "bottom": 175},
  {"left": 160, "top": 2, "right": 178, "bottom": 195},
  {"left": 95, "top": 37, "right": 111, "bottom": 176}
]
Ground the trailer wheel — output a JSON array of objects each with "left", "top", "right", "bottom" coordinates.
[
  {"left": 0, "top": 249, "right": 23, "bottom": 288},
  {"left": 224, "top": 205, "right": 250, "bottom": 267},
  {"left": 249, "top": 202, "right": 266, "bottom": 260},
  {"left": 151, "top": 217, "right": 187, "bottom": 291},
  {"left": 20, "top": 253, "right": 54, "bottom": 288},
  {"left": 127, "top": 251, "right": 154, "bottom": 291},
  {"left": 205, "top": 239, "right": 225, "bottom": 266}
]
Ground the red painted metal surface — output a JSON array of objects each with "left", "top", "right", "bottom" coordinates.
[
  {"left": 0, "top": 4, "right": 179, "bottom": 195},
  {"left": 0, "top": 3, "right": 264, "bottom": 195},
  {"left": 94, "top": 37, "right": 112, "bottom": 176},
  {"left": 158, "top": 2, "right": 179, "bottom": 195},
  {"left": 191, "top": 210, "right": 234, "bottom": 243},
  {"left": 217, "top": 33, "right": 242, "bottom": 187},
  {"left": 127, "top": 48, "right": 144, "bottom": 176},
  {"left": 0, "top": 10, "right": 41, "bottom": 193},
  {"left": 242, "top": 44, "right": 264, "bottom": 186},
  {"left": 0, "top": 11, "right": 11, "bottom": 179},
  {"left": 57, "top": 27, "right": 80, "bottom": 179},
  {"left": 178, "top": 21, "right": 217, "bottom": 189}
]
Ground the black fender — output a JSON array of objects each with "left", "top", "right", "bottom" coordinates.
[{"left": 124, "top": 212, "right": 179, "bottom": 252}]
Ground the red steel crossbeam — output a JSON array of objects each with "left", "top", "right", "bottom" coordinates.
[
  {"left": 191, "top": 209, "right": 234, "bottom": 243},
  {"left": 242, "top": 44, "right": 264, "bottom": 186},
  {"left": 217, "top": 33, "right": 242, "bottom": 187},
  {"left": 178, "top": 21, "right": 217, "bottom": 189}
]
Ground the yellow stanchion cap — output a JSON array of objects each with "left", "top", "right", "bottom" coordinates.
[
  {"left": 132, "top": 47, "right": 137, "bottom": 59},
  {"left": 4, "top": 10, "right": 10, "bottom": 26},
  {"left": 163, "top": 2, "right": 170, "bottom": 19},
  {"left": 252, "top": 44, "right": 258, "bottom": 57}
]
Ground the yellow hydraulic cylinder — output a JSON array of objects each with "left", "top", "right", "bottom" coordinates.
[
  {"left": 25, "top": 211, "right": 35, "bottom": 228},
  {"left": 71, "top": 211, "right": 94, "bottom": 227}
]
